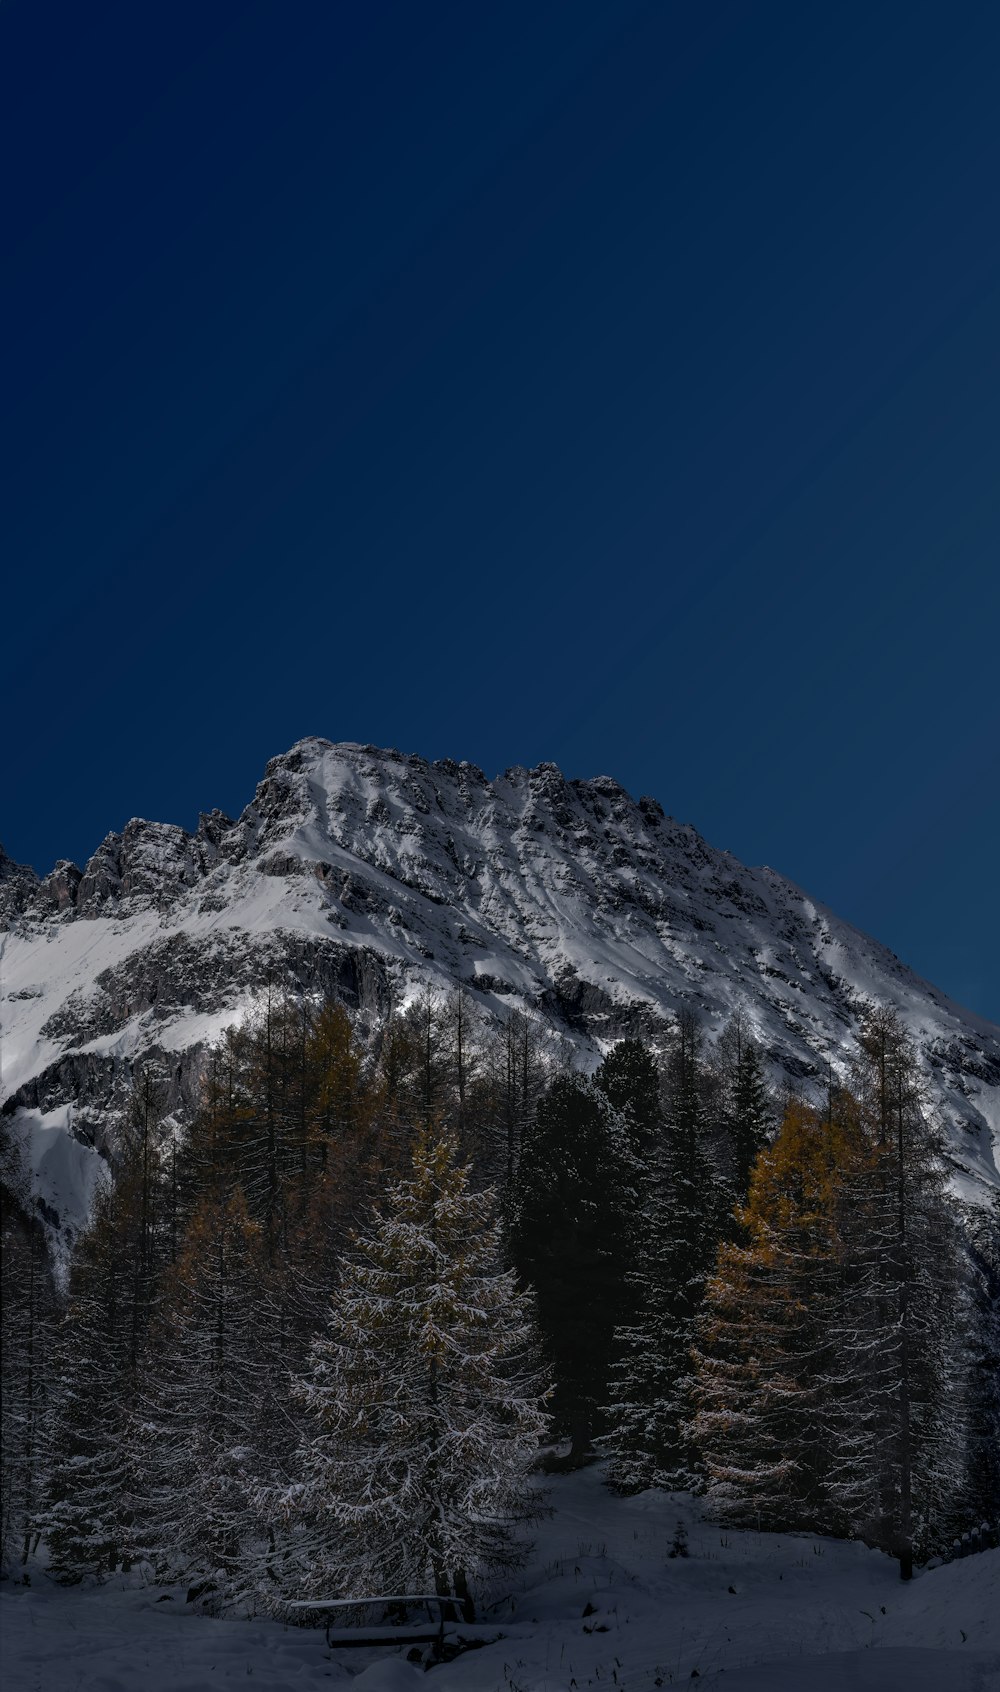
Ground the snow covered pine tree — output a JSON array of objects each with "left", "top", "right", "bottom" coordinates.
[
  {"left": 41, "top": 1097, "right": 167, "bottom": 1586},
  {"left": 133, "top": 1188, "right": 286, "bottom": 1603},
  {"left": 606, "top": 1015, "right": 728, "bottom": 1492},
  {"left": 828, "top": 1008, "right": 975, "bottom": 1577},
  {"left": 276, "top": 1125, "right": 549, "bottom": 1616}
]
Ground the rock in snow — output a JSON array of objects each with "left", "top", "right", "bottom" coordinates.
[{"left": 2, "top": 738, "right": 998, "bottom": 1247}]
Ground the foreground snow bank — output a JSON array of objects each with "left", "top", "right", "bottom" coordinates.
[{"left": 2, "top": 1467, "right": 998, "bottom": 1691}]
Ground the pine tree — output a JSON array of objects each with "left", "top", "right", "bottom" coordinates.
[
  {"left": 235, "top": 987, "right": 304, "bottom": 1261},
  {"left": 965, "top": 1193, "right": 1000, "bottom": 1530},
  {"left": 826, "top": 1008, "right": 972, "bottom": 1575},
  {"left": 606, "top": 1015, "right": 729, "bottom": 1492},
  {"left": 604, "top": 1137, "right": 681, "bottom": 1493},
  {"left": 42, "top": 1175, "right": 136, "bottom": 1580},
  {"left": 1, "top": 1198, "right": 57, "bottom": 1575},
  {"left": 717, "top": 1011, "right": 773, "bottom": 1199},
  {"left": 124, "top": 1067, "right": 168, "bottom": 1369},
  {"left": 513, "top": 1075, "right": 639, "bottom": 1464},
  {"left": 594, "top": 1038, "right": 663, "bottom": 1157},
  {"left": 275, "top": 1126, "right": 549, "bottom": 1612},
  {"left": 40, "top": 1070, "right": 174, "bottom": 1584}
]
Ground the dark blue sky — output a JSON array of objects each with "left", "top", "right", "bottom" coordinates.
[{"left": 4, "top": 1, "right": 998, "bottom": 1022}]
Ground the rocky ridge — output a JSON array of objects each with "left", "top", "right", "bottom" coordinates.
[{"left": 2, "top": 737, "right": 998, "bottom": 1251}]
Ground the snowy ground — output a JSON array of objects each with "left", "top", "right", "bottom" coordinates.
[{"left": 2, "top": 1467, "right": 998, "bottom": 1692}]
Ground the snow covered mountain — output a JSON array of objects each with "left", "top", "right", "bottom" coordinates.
[{"left": 3, "top": 737, "right": 999, "bottom": 1247}]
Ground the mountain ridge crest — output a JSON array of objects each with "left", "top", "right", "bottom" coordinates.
[{"left": 3, "top": 737, "right": 998, "bottom": 1251}]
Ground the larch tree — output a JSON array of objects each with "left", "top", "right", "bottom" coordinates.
[
  {"left": 132, "top": 1187, "right": 287, "bottom": 1602},
  {"left": 276, "top": 1126, "right": 549, "bottom": 1614},
  {"left": 475, "top": 1009, "right": 546, "bottom": 1198},
  {"left": 42, "top": 1175, "right": 138, "bottom": 1581},
  {"left": 689, "top": 1096, "right": 848, "bottom": 1527}
]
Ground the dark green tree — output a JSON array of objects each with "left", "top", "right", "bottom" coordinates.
[
  {"left": 512, "top": 1075, "right": 639, "bottom": 1464},
  {"left": 717, "top": 1012, "right": 773, "bottom": 1199},
  {"left": 606, "top": 1013, "right": 729, "bottom": 1491},
  {"left": 594, "top": 1038, "right": 663, "bottom": 1157},
  {"left": 1, "top": 1199, "right": 57, "bottom": 1574}
]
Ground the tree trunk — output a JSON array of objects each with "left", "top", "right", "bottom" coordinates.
[
  {"left": 452, "top": 1567, "right": 475, "bottom": 1623},
  {"left": 433, "top": 1562, "right": 459, "bottom": 1623},
  {"left": 568, "top": 1409, "right": 595, "bottom": 1467}
]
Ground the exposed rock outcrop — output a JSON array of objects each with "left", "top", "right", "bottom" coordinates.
[{"left": 3, "top": 738, "right": 998, "bottom": 1254}]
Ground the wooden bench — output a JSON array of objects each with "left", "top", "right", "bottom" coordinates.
[{"left": 286, "top": 1593, "right": 451, "bottom": 1650}]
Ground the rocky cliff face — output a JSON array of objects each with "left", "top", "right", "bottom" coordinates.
[{"left": 3, "top": 737, "right": 999, "bottom": 1252}]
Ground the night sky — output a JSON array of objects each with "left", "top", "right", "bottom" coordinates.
[{"left": 4, "top": 1, "right": 998, "bottom": 1023}]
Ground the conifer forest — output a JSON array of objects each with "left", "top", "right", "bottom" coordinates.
[{"left": 3, "top": 989, "right": 998, "bottom": 1637}]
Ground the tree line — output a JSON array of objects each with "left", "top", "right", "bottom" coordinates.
[{"left": 2, "top": 992, "right": 997, "bottom": 1607}]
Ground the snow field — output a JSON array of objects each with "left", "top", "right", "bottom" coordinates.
[{"left": 2, "top": 1465, "right": 997, "bottom": 1692}]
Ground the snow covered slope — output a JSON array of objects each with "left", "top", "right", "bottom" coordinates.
[
  {"left": 2, "top": 1465, "right": 998, "bottom": 1690},
  {"left": 3, "top": 737, "right": 999, "bottom": 1244}
]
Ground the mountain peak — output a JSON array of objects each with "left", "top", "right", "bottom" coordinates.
[{"left": 3, "top": 739, "right": 998, "bottom": 1253}]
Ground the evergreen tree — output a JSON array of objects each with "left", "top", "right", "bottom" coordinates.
[
  {"left": 604, "top": 1137, "right": 680, "bottom": 1493},
  {"left": 606, "top": 1015, "right": 728, "bottom": 1491},
  {"left": 1, "top": 1198, "right": 57, "bottom": 1575},
  {"left": 826, "top": 1007, "right": 971, "bottom": 1576},
  {"left": 717, "top": 1011, "right": 773, "bottom": 1198},
  {"left": 231, "top": 988, "right": 304, "bottom": 1261},
  {"left": 42, "top": 1176, "right": 138, "bottom": 1580},
  {"left": 594, "top": 1038, "right": 663, "bottom": 1157},
  {"left": 276, "top": 1127, "right": 549, "bottom": 1612},
  {"left": 124, "top": 1067, "right": 168, "bottom": 1368},
  {"left": 513, "top": 1075, "right": 639, "bottom": 1464},
  {"left": 965, "top": 1193, "right": 1000, "bottom": 1529},
  {"left": 41, "top": 1073, "right": 172, "bottom": 1583}
]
